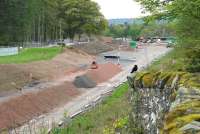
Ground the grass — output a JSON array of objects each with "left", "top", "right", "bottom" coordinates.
[
  {"left": 52, "top": 82, "right": 131, "bottom": 134},
  {"left": 0, "top": 47, "right": 62, "bottom": 64},
  {"left": 147, "top": 47, "right": 186, "bottom": 72}
]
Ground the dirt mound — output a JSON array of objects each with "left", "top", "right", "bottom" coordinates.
[
  {"left": 0, "top": 82, "right": 79, "bottom": 130},
  {"left": 0, "top": 48, "right": 92, "bottom": 97},
  {"left": 73, "top": 75, "right": 97, "bottom": 88},
  {"left": 73, "top": 41, "right": 119, "bottom": 55},
  {"left": 86, "top": 63, "right": 122, "bottom": 83}
]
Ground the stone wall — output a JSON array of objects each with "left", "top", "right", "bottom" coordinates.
[{"left": 127, "top": 72, "right": 200, "bottom": 134}]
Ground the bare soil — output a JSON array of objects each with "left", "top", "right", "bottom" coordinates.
[
  {"left": 0, "top": 63, "right": 122, "bottom": 130},
  {"left": 0, "top": 48, "right": 92, "bottom": 97},
  {"left": 73, "top": 41, "right": 119, "bottom": 55},
  {"left": 86, "top": 63, "right": 122, "bottom": 83},
  {"left": 0, "top": 43, "right": 123, "bottom": 130},
  {"left": 0, "top": 82, "right": 80, "bottom": 130}
]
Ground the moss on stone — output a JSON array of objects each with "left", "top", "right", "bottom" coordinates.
[
  {"left": 165, "top": 100, "right": 200, "bottom": 123},
  {"left": 133, "top": 71, "right": 199, "bottom": 89},
  {"left": 180, "top": 73, "right": 200, "bottom": 88},
  {"left": 134, "top": 72, "right": 149, "bottom": 88},
  {"left": 142, "top": 73, "right": 154, "bottom": 88},
  {"left": 130, "top": 71, "right": 200, "bottom": 134},
  {"left": 165, "top": 114, "right": 200, "bottom": 133},
  {"left": 163, "top": 100, "right": 200, "bottom": 133}
]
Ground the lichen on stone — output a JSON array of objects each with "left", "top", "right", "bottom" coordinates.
[{"left": 129, "top": 71, "right": 200, "bottom": 134}]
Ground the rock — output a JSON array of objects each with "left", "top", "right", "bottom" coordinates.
[{"left": 128, "top": 71, "right": 200, "bottom": 134}]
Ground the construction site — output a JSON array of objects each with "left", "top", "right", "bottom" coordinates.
[
  {"left": 1, "top": 0, "right": 200, "bottom": 133},
  {"left": 0, "top": 40, "right": 170, "bottom": 133}
]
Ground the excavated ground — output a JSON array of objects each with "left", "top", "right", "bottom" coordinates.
[
  {"left": 0, "top": 43, "right": 123, "bottom": 130},
  {"left": 0, "top": 63, "right": 122, "bottom": 130},
  {"left": 0, "top": 48, "right": 92, "bottom": 97},
  {"left": 73, "top": 41, "right": 119, "bottom": 55}
]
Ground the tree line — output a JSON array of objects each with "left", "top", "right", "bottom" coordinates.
[
  {"left": 0, "top": 0, "right": 107, "bottom": 46},
  {"left": 135, "top": 0, "right": 200, "bottom": 71},
  {"left": 104, "top": 20, "right": 175, "bottom": 40}
]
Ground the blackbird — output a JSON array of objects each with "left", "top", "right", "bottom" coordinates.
[{"left": 131, "top": 65, "right": 138, "bottom": 73}]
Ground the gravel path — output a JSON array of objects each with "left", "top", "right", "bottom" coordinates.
[{"left": 12, "top": 45, "right": 171, "bottom": 134}]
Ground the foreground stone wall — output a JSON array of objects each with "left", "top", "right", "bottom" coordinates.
[{"left": 128, "top": 72, "right": 200, "bottom": 134}]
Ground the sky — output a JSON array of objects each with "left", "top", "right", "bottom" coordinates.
[{"left": 92, "top": 0, "right": 146, "bottom": 19}]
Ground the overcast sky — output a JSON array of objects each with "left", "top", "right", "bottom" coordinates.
[{"left": 92, "top": 0, "right": 145, "bottom": 19}]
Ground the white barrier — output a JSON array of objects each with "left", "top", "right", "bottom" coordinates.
[{"left": 0, "top": 47, "right": 18, "bottom": 56}]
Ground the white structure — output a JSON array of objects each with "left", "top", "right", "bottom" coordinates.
[{"left": 0, "top": 47, "right": 18, "bottom": 56}]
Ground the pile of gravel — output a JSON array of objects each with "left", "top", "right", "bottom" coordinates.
[{"left": 73, "top": 75, "right": 97, "bottom": 88}]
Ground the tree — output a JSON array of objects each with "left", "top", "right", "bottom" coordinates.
[
  {"left": 128, "top": 24, "right": 142, "bottom": 40},
  {"left": 58, "top": 0, "right": 107, "bottom": 40},
  {"left": 0, "top": 0, "right": 106, "bottom": 46},
  {"left": 0, "top": 0, "right": 61, "bottom": 45},
  {"left": 135, "top": 0, "right": 200, "bottom": 72}
]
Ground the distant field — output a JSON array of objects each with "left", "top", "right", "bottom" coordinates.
[
  {"left": 0, "top": 47, "right": 62, "bottom": 64},
  {"left": 52, "top": 83, "right": 131, "bottom": 134}
]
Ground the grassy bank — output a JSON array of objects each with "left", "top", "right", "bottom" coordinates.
[
  {"left": 147, "top": 47, "right": 186, "bottom": 72},
  {"left": 52, "top": 83, "right": 131, "bottom": 134},
  {"left": 0, "top": 47, "right": 62, "bottom": 64}
]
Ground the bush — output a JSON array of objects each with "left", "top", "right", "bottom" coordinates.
[{"left": 185, "top": 47, "right": 200, "bottom": 73}]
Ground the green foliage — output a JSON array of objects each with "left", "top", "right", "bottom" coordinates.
[
  {"left": 0, "top": 47, "right": 62, "bottom": 64},
  {"left": 0, "top": 0, "right": 107, "bottom": 45},
  {"left": 103, "top": 116, "right": 129, "bottom": 134},
  {"left": 185, "top": 47, "right": 200, "bottom": 72},
  {"left": 135, "top": 0, "right": 165, "bottom": 13},
  {"left": 51, "top": 83, "right": 131, "bottom": 134},
  {"left": 141, "top": 20, "right": 175, "bottom": 37},
  {"left": 105, "top": 24, "right": 141, "bottom": 39},
  {"left": 128, "top": 24, "right": 143, "bottom": 40},
  {"left": 136, "top": 0, "right": 200, "bottom": 72},
  {"left": 58, "top": 0, "right": 107, "bottom": 40},
  {"left": 105, "top": 20, "right": 175, "bottom": 39},
  {"left": 147, "top": 47, "right": 186, "bottom": 72}
]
